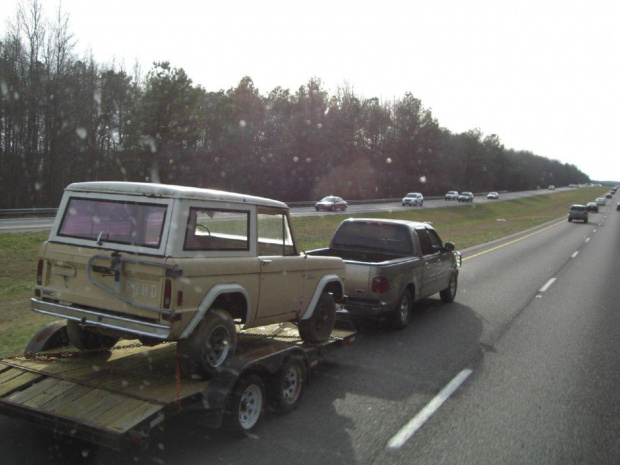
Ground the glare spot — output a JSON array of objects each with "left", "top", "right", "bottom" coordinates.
[
  {"left": 293, "top": 157, "right": 299, "bottom": 162},
  {"left": 386, "top": 158, "right": 392, "bottom": 164},
  {"left": 305, "top": 157, "right": 311, "bottom": 163},
  {"left": 317, "top": 123, "right": 322, "bottom": 129},
  {"left": 305, "top": 120, "right": 311, "bottom": 126},
  {"left": 419, "top": 176, "right": 427, "bottom": 183},
  {"left": 34, "top": 182, "right": 41, "bottom": 192},
  {"left": 221, "top": 171, "right": 226, "bottom": 178},
  {"left": 76, "top": 127, "right": 87, "bottom": 139},
  {"left": 169, "top": 159, "right": 174, "bottom": 165}
]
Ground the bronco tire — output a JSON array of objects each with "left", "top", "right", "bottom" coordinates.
[
  {"left": 440, "top": 273, "right": 458, "bottom": 303},
  {"left": 178, "top": 309, "right": 237, "bottom": 379},
  {"left": 66, "top": 320, "right": 119, "bottom": 351},
  {"left": 298, "top": 293, "right": 337, "bottom": 343}
]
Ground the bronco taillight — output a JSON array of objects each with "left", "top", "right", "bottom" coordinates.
[
  {"left": 163, "top": 279, "right": 172, "bottom": 309},
  {"left": 372, "top": 276, "right": 389, "bottom": 293},
  {"left": 36, "top": 259, "right": 44, "bottom": 285}
]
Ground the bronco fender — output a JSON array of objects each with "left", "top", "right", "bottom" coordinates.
[
  {"left": 180, "top": 283, "right": 251, "bottom": 339},
  {"left": 300, "top": 275, "right": 345, "bottom": 321}
]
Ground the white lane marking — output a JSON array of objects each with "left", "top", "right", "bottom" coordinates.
[
  {"left": 387, "top": 368, "right": 473, "bottom": 450},
  {"left": 585, "top": 237, "right": 590, "bottom": 243},
  {"left": 571, "top": 251, "right": 579, "bottom": 258},
  {"left": 539, "top": 278, "right": 556, "bottom": 293}
]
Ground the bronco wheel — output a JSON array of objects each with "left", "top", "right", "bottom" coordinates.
[
  {"left": 222, "top": 374, "right": 265, "bottom": 436},
  {"left": 440, "top": 273, "right": 458, "bottom": 303},
  {"left": 298, "top": 293, "right": 337, "bottom": 343},
  {"left": 390, "top": 288, "right": 412, "bottom": 330},
  {"left": 268, "top": 355, "right": 306, "bottom": 413},
  {"left": 66, "top": 320, "right": 119, "bottom": 351},
  {"left": 178, "top": 309, "right": 237, "bottom": 379}
]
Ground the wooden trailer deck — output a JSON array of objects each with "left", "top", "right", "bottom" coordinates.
[{"left": 0, "top": 322, "right": 356, "bottom": 449}]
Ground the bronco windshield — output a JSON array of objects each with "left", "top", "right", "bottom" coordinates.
[{"left": 57, "top": 197, "right": 167, "bottom": 248}]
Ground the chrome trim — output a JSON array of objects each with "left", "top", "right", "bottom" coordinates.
[{"left": 30, "top": 298, "right": 171, "bottom": 339}]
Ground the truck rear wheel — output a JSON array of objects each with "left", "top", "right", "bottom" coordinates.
[
  {"left": 66, "top": 320, "right": 119, "bottom": 351},
  {"left": 440, "top": 273, "right": 458, "bottom": 303},
  {"left": 267, "top": 354, "right": 306, "bottom": 413},
  {"left": 178, "top": 309, "right": 237, "bottom": 379},
  {"left": 222, "top": 374, "right": 265, "bottom": 436},
  {"left": 390, "top": 289, "right": 412, "bottom": 330},
  {"left": 298, "top": 293, "right": 336, "bottom": 343}
]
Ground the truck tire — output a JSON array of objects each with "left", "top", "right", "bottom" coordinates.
[
  {"left": 440, "top": 273, "right": 458, "bottom": 303},
  {"left": 178, "top": 309, "right": 237, "bottom": 379},
  {"left": 267, "top": 354, "right": 306, "bottom": 413},
  {"left": 298, "top": 293, "right": 337, "bottom": 343},
  {"left": 66, "top": 320, "right": 119, "bottom": 351},
  {"left": 222, "top": 374, "right": 265, "bottom": 436},
  {"left": 390, "top": 288, "right": 412, "bottom": 330}
]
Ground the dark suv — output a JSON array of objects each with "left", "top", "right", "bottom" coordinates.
[{"left": 568, "top": 204, "right": 588, "bottom": 223}]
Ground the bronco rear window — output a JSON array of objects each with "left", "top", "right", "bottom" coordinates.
[{"left": 58, "top": 198, "right": 167, "bottom": 248}]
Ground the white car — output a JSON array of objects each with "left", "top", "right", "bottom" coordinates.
[
  {"left": 596, "top": 198, "right": 606, "bottom": 206},
  {"left": 487, "top": 192, "right": 499, "bottom": 199},
  {"left": 402, "top": 192, "right": 424, "bottom": 206},
  {"left": 445, "top": 191, "right": 459, "bottom": 201}
]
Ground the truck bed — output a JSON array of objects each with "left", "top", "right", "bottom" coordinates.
[{"left": 0, "top": 321, "right": 356, "bottom": 450}]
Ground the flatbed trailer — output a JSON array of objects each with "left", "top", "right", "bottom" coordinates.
[{"left": 0, "top": 319, "right": 356, "bottom": 450}]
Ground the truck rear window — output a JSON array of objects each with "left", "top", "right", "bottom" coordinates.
[
  {"left": 331, "top": 222, "right": 413, "bottom": 254},
  {"left": 58, "top": 198, "right": 167, "bottom": 248}
]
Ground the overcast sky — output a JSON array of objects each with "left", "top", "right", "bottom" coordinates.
[{"left": 2, "top": 0, "right": 619, "bottom": 182}]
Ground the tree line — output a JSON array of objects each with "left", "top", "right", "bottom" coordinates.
[{"left": 0, "top": 1, "right": 590, "bottom": 209}]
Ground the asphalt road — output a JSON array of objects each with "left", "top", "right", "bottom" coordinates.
[
  {"left": 0, "top": 188, "right": 564, "bottom": 233},
  {"left": 1, "top": 190, "right": 619, "bottom": 464}
]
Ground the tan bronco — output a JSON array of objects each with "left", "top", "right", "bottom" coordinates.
[{"left": 31, "top": 182, "right": 346, "bottom": 378}]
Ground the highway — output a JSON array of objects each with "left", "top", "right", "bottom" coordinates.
[{"left": 1, "top": 189, "right": 619, "bottom": 463}]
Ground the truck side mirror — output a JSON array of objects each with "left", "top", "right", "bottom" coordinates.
[{"left": 443, "top": 242, "right": 455, "bottom": 251}]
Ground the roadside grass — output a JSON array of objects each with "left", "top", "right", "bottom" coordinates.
[{"left": 0, "top": 187, "right": 609, "bottom": 357}]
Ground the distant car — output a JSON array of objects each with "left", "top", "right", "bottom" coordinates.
[
  {"left": 548, "top": 185, "right": 555, "bottom": 190},
  {"left": 445, "top": 191, "right": 459, "bottom": 201},
  {"left": 617, "top": 202, "right": 620, "bottom": 211},
  {"left": 586, "top": 202, "right": 598, "bottom": 213},
  {"left": 606, "top": 193, "right": 612, "bottom": 199},
  {"left": 315, "top": 196, "right": 347, "bottom": 211},
  {"left": 458, "top": 192, "right": 474, "bottom": 202},
  {"left": 596, "top": 198, "right": 606, "bottom": 206},
  {"left": 487, "top": 192, "right": 499, "bottom": 199},
  {"left": 567, "top": 204, "right": 588, "bottom": 223},
  {"left": 402, "top": 192, "right": 424, "bottom": 206}
]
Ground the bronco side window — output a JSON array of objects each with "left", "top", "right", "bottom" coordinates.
[
  {"left": 184, "top": 207, "right": 249, "bottom": 251},
  {"left": 257, "top": 209, "right": 297, "bottom": 256}
]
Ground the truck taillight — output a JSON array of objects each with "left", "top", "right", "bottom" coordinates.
[
  {"left": 372, "top": 276, "right": 389, "bottom": 293},
  {"left": 163, "top": 279, "right": 172, "bottom": 309},
  {"left": 36, "top": 259, "right": 44, "bottom": 285}
]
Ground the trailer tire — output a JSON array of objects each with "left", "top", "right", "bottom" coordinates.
[
  {"left": 440, "top": 272, "right": 458, "bottom": 303},
  {"left": 298, "top": 293, "right": 336, "bottom": 343},
  {"left": 390, "top": 288, "right": 412, "bottom": 330},
  {"left": 66, "top": 320, "right": 119, "bottom": 351},
  {"left": 178, "top": 309, "right": 237, "bottom": 379},
  {"left": 222, "top": 374, "right": 265, "bottom": 436},
  {"left": 268, "top": 354, "right": 306, "bottom": 413}
]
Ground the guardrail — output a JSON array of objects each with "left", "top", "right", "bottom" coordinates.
[{"left": 0, "top": 208, "right": 58, "bottom": 218}]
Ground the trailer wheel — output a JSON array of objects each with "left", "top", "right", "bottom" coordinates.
[
  {"left": 178, "top": 309, "right": 237, "bottom": 379},
  {"left": 222, "top": 374, "right": 265, "bottom": 436},
  {"left": 298, "top": 293, "right": 336, "bottom": 343},
  {"left": 390, "top": 288, "right": 412, "bottom": 330},
  {"left": 268, "top": 355, "right": 306, "bottom": 413},
  {"left": 66, "top": 320, "right": 119, "bottom": 351},
  {"left": 440, "top": 273, "right": 458, "bottom": 303}
]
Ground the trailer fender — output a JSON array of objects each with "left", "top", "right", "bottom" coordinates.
[
  {"left": 301, "top": 274, "right": 345, "bottom": 321},
  {"left": 24, "top": 320, "right": 69, "bottom": 355},
  {"left": 180, "top": 284, "right": 251, "bottom": 339}
]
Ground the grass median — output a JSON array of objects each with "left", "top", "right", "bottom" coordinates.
[{"left": 0, "top": 187, "right": 610, "bottom": 357}]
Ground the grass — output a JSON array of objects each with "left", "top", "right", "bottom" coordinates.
[{"left": 0, "top": 187, "right": 609, "bottom": 357}]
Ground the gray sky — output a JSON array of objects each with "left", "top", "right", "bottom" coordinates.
[{"left": 2, "top": 0, "right": 619, "bottom": 182}]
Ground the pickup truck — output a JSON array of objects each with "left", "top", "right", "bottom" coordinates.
[
  {"left": 30, "top": 182, "right": 346, "bottom": 378},
  {"left": 307, "top": 218, "right": 461, "bottom": 329}
]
